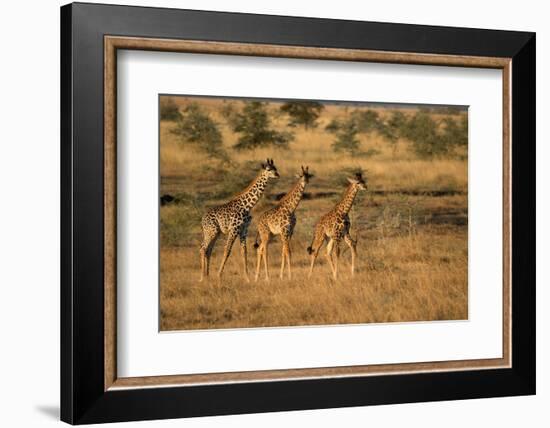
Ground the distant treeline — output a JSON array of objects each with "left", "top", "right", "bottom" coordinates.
[
  {"left": 326, "top": 108, "right": 467, "bottom": 158},
  {"left": 160, "top": 98, "right": 467, "bottom": 160}
]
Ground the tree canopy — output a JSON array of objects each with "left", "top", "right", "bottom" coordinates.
[
  {"left": 280, "top": 101, "right": 324, "bottom": 129},
  {"left": 171, "top": 103, "right": 228, "bottom": 161},
  {"left": 232, "top": 101, "right": 294, "bottom": 150}
]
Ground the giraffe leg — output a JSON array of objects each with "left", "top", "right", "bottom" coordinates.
[
  {"left": 200, "top": 249, "right": 206, "bottom": 282},
  {"left": 218, "top": 230, "right": 238, "bottom": 279},
  {"left": 279, "top": 237, "right": 286, "bottom": 279},
  {"left": 255, "top": 244, "right": 264, "bottom": 281},
  {"left": 200, "top": 234, "right": 218, "bottom": 281},
  {"left": 255, "top": 228, "right": 269, "bottom": 281},
  {"left": 199, "top": 224, "right": 218, "bottom": 282},
  {"left": 325, "top": 238, "right": 337, "bottom": 279},
  {"left": 287, "top": 221, "right": 296, "bottom": 280},
  {"left": 333, "top": 240, "right": 341, "bottom": 279},
  {"left": 262, "top": 240, "right": 270, "bottom": 281},
  {"left": 239, "top": 220, "right": 251, "bottom": 282},
  {"left": 308, "top": 230, "right": 325, "bottom": 278},
  {"left": 255, "top": 241, "right": 261, "bottom": 282},
  {"left": 205, "top": 235, "right": 218, "bottom": 277},
  {"left": 280, "top": 235, "right": 291, "bottom": 280},
  {"left": 286, "top": 239, "right": 292, "bottom": 280},
  {"left": 344, "top": 233, "right": 357, "bottom": 276},
  {"left": 239, "top": 235, "right": 250, "bottom": 283}
]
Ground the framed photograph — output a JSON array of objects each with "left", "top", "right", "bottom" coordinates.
[{"left": 61, "top": 2, "right": 535, "bottom": 424}]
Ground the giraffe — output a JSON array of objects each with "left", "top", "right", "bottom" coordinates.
[
  {"left": 199, "top": 159, "right": 279, "bottom": 282},
  {"left": 307, "top": 172, "right": 367, "bottom": 279},
  {"left": 254, "top": 166, "right": 314, "bottom": 281}
]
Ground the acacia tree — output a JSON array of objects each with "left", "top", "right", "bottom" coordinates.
[
  {"left": 377, "top": 110, "right": 407, "bottom": 153},
  {"left": 280, "top": 101, "right": 324, "bottom": 129},
  {"left": 331, "top": 119, "right": 360, "bottom": 155},
  {"left": 441, "top": 116, "right": 468, "bottom": 148},
  {"left": 171, "top": 103, "right": 228, "bottom": 161},
  {"left": 400, "top": 112, "right": 444, "bottom": 158},
  {"left": 352, "top": 109, "right": 381, "bottom": 133},
  {"left": 220, "top": 100, "right": 240, "bottom": 128},
  {"left": 401, "top": 111, "right": 469, "bottom": 158},
  {"left": 232, "top": 101, "right": 293, "bottom": 150}
]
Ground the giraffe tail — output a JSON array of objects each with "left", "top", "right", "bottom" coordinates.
[{"left": 253, "top": 232, "right": 260, "bottom": 249}]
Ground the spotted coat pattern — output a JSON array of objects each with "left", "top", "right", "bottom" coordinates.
[
  {"left": 199, "top": 161, "right": 279, "bottom": 281},
  {"left": 254, "top": 168, "right": 311, "bottom": 280},
  {"left": 307, "top": 175, "right": 367, "bottom": 278}
]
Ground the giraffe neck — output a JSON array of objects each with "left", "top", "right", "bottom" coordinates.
[
  {"left": 335, "top": 184, "right": 360, "bottom": 215},
  {"left": 233, "top": 172, "right": 269, "bottom": 211},
  {"left": 279, "top": 179, "right": 306, "bottom": 213}
]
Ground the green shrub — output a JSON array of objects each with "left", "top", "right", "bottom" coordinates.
[
  {"left": 160, "top": 204, "right": 200, "bottom": 247},
  {"left": 220, "top": 100, "right": 240, "bottom": 128},
  {"left": 377, "top": 111, "right": 407, "bottom": 152},
  {"left": 232, "top": 101, "right": 294, "bottom": 150},
  {"left": 327, "top": 107, "right": 467, "bottom": 159},
  {"left": 331, "top": 119, "right": 360, "bottom": 154},
  {"left": 352, "top": 109, "right": 381, "bottom": 133},
  {"left": 441, "top": 116, "right": 468, "bottom": 149},
  {"left": 325, "top": 118, "right": 342, "bottom": 133},
  {"left": 280, "top": 101, "right": 324, "bottom": 129},
  {"left": 172, "top": 103, "right": 228, "bottom": 161},
  {"left": 402, "top": 112, "right": 448, "bottom": 158},
  {"left": 399, "top": 112, "right": 468, "bottom": 158}
]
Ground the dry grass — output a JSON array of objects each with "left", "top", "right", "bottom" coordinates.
[
  {"left": 159, "top": 96, "right": 468, "bottom": 331},
  {"left": 161, "top": 224, "right": 467, "bottom": 331}
]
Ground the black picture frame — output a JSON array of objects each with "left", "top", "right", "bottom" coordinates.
[{"left": 61, "top": 2, "right": 535, "bottom": 424}]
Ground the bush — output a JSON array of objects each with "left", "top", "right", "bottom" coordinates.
[
  {"left": 160, "top": 204, "right": 200, "bottom": 247},
  {"left": 352, "top": 109, "right": 381, "bottom": 133},
  {"left": 401, "top": 112, "right": 447, "bottom": 158},
  {"left": 220, "top": 100, "right": 240, "bottom": 128},
  {"left": 441, "top": 116, "right": 468, "bottom": 149},
  {"left": 327, "top": 105, "right": 467, "bottom": 159},
  {"left": 160, "top": 97, "right": 181, "bottom": 121},
  {"left": 325, "top": 118, "right": 342, "bottom": 133},
  {"left": 232, "top": 101, "right": 294, "bottom": 150},
  {"left": 327, "top": 107, "right": 467, "bottom": 159},
  {"left": 400, "top": 112, "right": 468, "bottom": 158},
  {"left": 331, "top": 119, "right": 360, "bottom": 154},
  {"left": 280, "top": 101, "right": 324, "bottom": 129},
  {"left": 377, "top": 110, "right": 407, "bottom": 151},
  {"left": 171, "top": 103, "right": 228, "bottom": 161}
]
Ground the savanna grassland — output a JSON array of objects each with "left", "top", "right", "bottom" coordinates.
[{"left": 159, "top": 96, "right": 468, "bottom": 331}]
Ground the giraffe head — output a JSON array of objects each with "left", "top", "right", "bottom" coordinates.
[
  {"left": 261, "top": 158, "right": 280, "bottom": 179},
  {"left": 347, "top": 172, "right": 367, "bottom": 190},
  {"left": 296, "top": 165, "right": 314, "bottom": 184}
]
